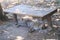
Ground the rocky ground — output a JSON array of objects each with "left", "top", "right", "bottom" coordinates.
[{"left": 0, "top": 12, "right": 60, "bottom": 40}]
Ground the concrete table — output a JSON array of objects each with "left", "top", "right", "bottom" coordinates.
[{"left": 3, "top": 4, "right": 57, "bottom": 29}]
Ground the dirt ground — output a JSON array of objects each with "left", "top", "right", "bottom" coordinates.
[{"left": 0, "top": 13, "right": 60, "bottom": 40}]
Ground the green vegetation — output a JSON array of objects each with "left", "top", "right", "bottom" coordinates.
[{"left": 56, "top": 0, "right": 60, "bottom": 5}]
